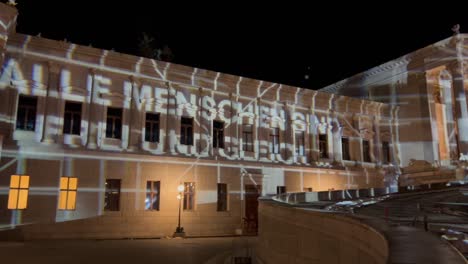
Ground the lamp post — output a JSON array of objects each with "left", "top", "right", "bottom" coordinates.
[{"left": 173, "top": 184, "right": 185, "bottom": 238}]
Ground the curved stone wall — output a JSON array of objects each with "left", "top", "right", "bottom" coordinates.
[{"left": 257, "top": 200, "right": 388, "bottom": 264}]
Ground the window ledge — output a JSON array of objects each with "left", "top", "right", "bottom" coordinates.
[{"left": 13, "top": 130, "right": 36, "bottom": 141}]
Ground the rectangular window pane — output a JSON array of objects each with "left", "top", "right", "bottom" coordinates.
[
  {"left": 69, "top": 178, "right": 78, "bottom": 190},
  {"left": 363, "top": 140, "right": 371, "bottom": 162},
  {"left": 295, "top": 131, "right": 305, "bottom": 156},
  {"left": 58, "top": 190, "right": 68, "bottom": 210},
  {"left": 106, "top": 107, "right": 122, "bottom": 139},
  {"left": 7, "top": 189, "right": 19, "bottom": 209},
  {"left": 319, "top": 134, "right": 328, "bottom": 159},
  {"left": 145, "top": 113, "right": 160, "bottom": 143},
  {"left": 213, "top": 120, "right": 224, "bottom": 149},
  {"left": 243, "top": 124, "right": 253, "bottom": 152},
  {"left": 10, "top": 175, "right": 20, "bottom": 188},
  {"left": 67, "top": 191, "right": 77, "bottom": 210},
  {"left": 16, "top": 95, "right": 37, "bottom": 131},
  {"left": 18, "top": 190, "right": 28, "bottom": 209},
  {"left": 183, "top": 182, "right": 195, "bottom": 210},
  {"left": 342, "top": 138, "right": 350, "bottom": 160},
  {"left": 145, "top": 181, "right": 160, "bottom": 211},
  {"left": 382, "top": 141, "right": 390, "bottom": 163},
  {"left": 19, "top": 176, "right": 29, "bottom": 189},
  {"left": 64, "top": 101, "right": 82, "bottom": 135},
  {"left": 181, "top": 117, "right": 193, "bottom": 145}
]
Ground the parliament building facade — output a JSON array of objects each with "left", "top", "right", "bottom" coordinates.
[{"left": 0, "top": 4, "right": 465, "bottom": 239}]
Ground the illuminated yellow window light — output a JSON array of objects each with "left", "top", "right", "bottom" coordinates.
[
  {"left": 8, "top": 175, "right": 30, "bottom": 209},
  {"left": 58, "top": 177, "right": 78, "bottom": 210}
]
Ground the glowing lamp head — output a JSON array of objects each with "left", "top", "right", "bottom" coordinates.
[
  {"left": 177, "top": 184, "right": 184, "bottom": 193},
  {"left": 177, "top": 194, "right": 182, "bottom": 200}
]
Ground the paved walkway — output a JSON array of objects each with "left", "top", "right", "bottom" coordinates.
[{"left": 0, "top": 237, "right": 256, "bottom": 264}]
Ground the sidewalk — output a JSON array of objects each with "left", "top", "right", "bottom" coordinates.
[{"left": 0, "top": 236, "right": 257, "bottom": 264}]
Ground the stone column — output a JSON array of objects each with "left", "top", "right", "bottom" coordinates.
[
  {"left": 448, "top": 61, "right": 468, "bottom": 155},
  {"left": 85, "top": 69, "right": 98, "bottom": 149},
  {"left": 41, "top": 63, "right": 61, "bottom": 143}
]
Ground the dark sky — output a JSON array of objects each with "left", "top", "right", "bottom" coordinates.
[{"left": 12, "top": 1, "right": 468, "bottom": 90}]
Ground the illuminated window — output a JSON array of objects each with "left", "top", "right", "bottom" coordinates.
[
  {"left": 63, "top": 101, "right": 82, "bottom": 135},
  {"left": 145, "top": 181, "right": 160, "bottom": 210},
  {"left": 106, "top": 107, "right": 122, "bottom": 139},
  {"left": 363, "top": 140, "right": 371, "bottom": 162},
  {"left": 270, "top": 127, "right": 280, "bottom": 154},
  {"left": 16, "top": 95, "right": 37, "bottom": 131},
  {"left": 183, "top": 182, "right": 195, "bottom": 210},
  {"left": 276, "top": 186, "right": 286, "bottom": 195},
  {"left": 213, "top": 120, "right": 224, "bottom": 149},
  {"left": 145, "top": 113, "right": 160, "bottom": 143},
  {"left": 104, "top": 179, "right": 121, "bottom": 211},
  {"left": 180, "top": 117, "right": 193, "bottom": 145},
  {"left": 8, "top": 175, "right": 29, "bottom": 210},
  {"left": 319, "top": 134, "right": 328, "bottom": 159},
  {"left": 58, "top": 177, "right": 78, "bottom": 210},
  {"left": 342, "top": 137, "right": 350, "bottom": 160},
  {"left": 242, "top": 124, "right": 253, "bottom": 152},
  {"left": 217, "top": 183, "right": 227, "bottom": 211},
  {"left": 382, "top": 141, "right": 390, "bottom": 163},
  {"left": 295, "top": 131, "right": 305, "bottom": 156}
]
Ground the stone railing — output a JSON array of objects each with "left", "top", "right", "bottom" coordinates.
[{"left": 256, "top": 199, "right": 388, "bottom": 264}]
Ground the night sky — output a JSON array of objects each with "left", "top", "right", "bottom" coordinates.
[{"left": 12, "top": 1, "right": 468, "bottom": 90}]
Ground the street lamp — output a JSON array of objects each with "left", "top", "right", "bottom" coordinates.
[{"left": 173, "top": 183, "right": 185, "bottom": 238}]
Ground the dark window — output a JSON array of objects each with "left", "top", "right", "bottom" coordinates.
[
  {"left": 213, "top": 120, "right": 224, "bottom": 149},
  {"left": 63, "top": 101, "right": 82, "bottom": 135},
  {"left": 180, "top": 117, "right": 193, "bottom": 145},
  {"left": 104, "top": 179, "right": 120, "bottom": 211},
  {"left": 145, "top": 113, "right": 160, "bottom": 143},
  {"left": 342, "top": 138, "right": 350, "bottom": 160},
  {"left": 295, "top": 131, "right": 305, "bottom": 156},
  {"left": 145, "top": 181, "right": 160, "bottom": 210},
  {"left": 270, "top": 127, "right": 280, "bottom": 154},
  {"left": 16, "top": 95, "right": 37, "bottom": 131},
  {"left": 217, "top": 183, "right": 227, "bottom": 211},
  {"left": 319, "top": 134, "right": 328, "bottom": 159},
  {"left": 363, "top": 140, "right": 371, "bottom": 162},
  {"left": 276, "top": 186, "right": 286, "bottom": 195},
  {"left": 382, "top": 141, "right": 390, "bottom": 163},
  {"left": 242, "top": 124, "right": 253, "bottom": 152},
  {"left": 106, "top": 107, "right": 122, "bottom": 139},
  {"left": 183, "top": 182, "right": 195, "bottom": 210}
]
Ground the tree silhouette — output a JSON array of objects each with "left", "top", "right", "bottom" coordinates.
[{"left": 137, "top": 32, "right": 174, "bottom": 62}]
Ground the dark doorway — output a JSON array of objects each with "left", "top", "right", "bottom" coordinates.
[{"left": 244, "top": 184, "right": 261, "bottom": 235}]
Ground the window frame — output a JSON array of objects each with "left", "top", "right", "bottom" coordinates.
[
  {"left": 183, "top": 182, "right": 195, "bottom": 211},
  {"left": 8, "top": 175, "right": 30, "bottom": 210},
  {"left": 105, "top": 107, "right": 123, "bottom": 139},
  {"left": 342, "top": 137, "right": 350, "bottom": 161},
  {"left": 242, "top": 124, "right": 253, "bottom": 152},
  {"left": 363, "top": 139, "right": 371, "bottom": 163},
  {"left": 319, "top": 134, "right": 328, "bottom": 159},
  {"left": 145, "top": 112, "right": 160, "bottom": 143},
  {"left": 63, "top": 101, "right": 82, "bottom": 135},
  {"left": 145, "top": 180, "right": 160, "bottom": 211},
  {"left": 58, "top": 176, "right": 78, "bottom": 210},
  {"left": 270, "top": 127, "right": 280, "bottom": 154},
  {"left": 382, "top": 141, "right": 391, "bottom": 163},
  {"left": 295, "top": 131, "right": 305, "bottom": 156},
  {"left": 16, "top": 95, "right": 37, "bottom": 131},
  {"left": 213, "top": 120, "right": 225, "bottom": 149},
  {"left": 180, "top": 117, "right": 194, "bottom": 145}
]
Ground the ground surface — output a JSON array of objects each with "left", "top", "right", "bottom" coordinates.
[{"left": 0, "top": 236, "right": 256, "bottom": 264}]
